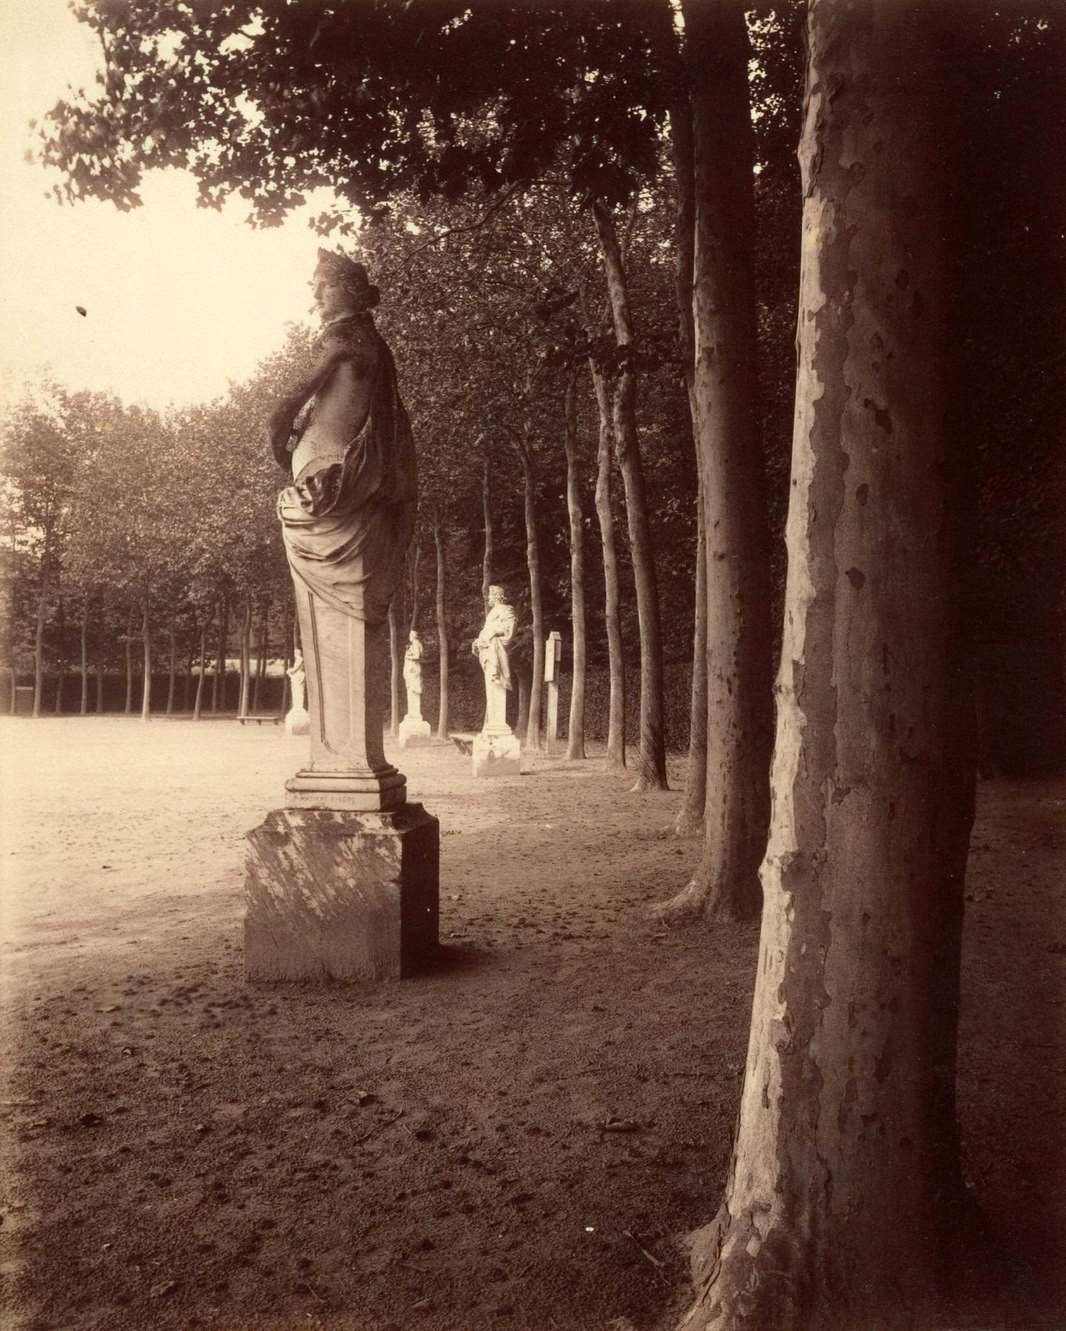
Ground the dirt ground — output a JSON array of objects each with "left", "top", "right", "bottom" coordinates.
[{"left": 0, "top": 717, "right": 1063, "bottom": 1331}]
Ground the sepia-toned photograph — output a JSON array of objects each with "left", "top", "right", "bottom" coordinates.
[{"left": 1, "top": 2, "right": 1063, "bottom": 1329}]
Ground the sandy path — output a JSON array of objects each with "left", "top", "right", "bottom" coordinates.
[{"left": 0, "top": 718, "right": 1063, "bottom": 1331}]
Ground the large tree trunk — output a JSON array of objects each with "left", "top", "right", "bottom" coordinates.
[
  {"left": 140, "top": 588, "right": 151, "bottom": 721},
  {"left": 563, "top": 364, "right": 587, "bottom": 760},
  {"left": 481, "top": 452, "right": 494, "bottom": 613},
  {"left": 433, "top": 511, "right": 450, "bottom": 740},
  {"left": 237, "top": 599, "right": 252, "bottom": 719},
  {"left": 53, "top": 597, "right": 65, "bottom": 713},
  {"left": 675, "top": 500, "right": 707, "bottom": 835},
  {"left": 683, "top": 6, "right": 971, "bottom": 1328},
  {"left": 32, "top": 554, "right": 50, "bottom": 719},
  {"left": 668, "top": 90, "right": 708, "bottom": 837},
  {"left": 388, "top": 595, "right": 402, "bottom": 736},
  {"left": 590, "top": 365, "right": 626, "bottom": 770},
  {"left": 166, "top": 613, "right": 177, "bottom": 716},
  {"left": 592, "top": 201, "right": 667, "bottom": 791},
  {"left": 659, "top": 0, "right": 772, "bottom": 920},
  {"left": 79, "top": 598, "right": 90, "bottom": 717},
  {"left": 516, "top": 436, "right": 545, "bottom": 751}
]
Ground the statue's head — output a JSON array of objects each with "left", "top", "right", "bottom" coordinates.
[
  {"left": 409, "top": 630, "right": 420, "bottom": 642},
  {"left": 488, "top": 584, "right": 509, "bottom": 606},
  {"left": 312, "top": 249, "right": 380, "bottom": 321}
]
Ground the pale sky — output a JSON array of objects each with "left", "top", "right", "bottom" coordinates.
[{"left": 0, "top": 0, "right": 342, "bottom": 412}]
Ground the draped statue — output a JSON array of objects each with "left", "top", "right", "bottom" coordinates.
[{"left": 269, "top": 250, "right": 416, "bottom": 809}]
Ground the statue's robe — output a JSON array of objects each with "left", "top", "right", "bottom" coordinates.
[
  {"left": 475, "top": 603, "right": 516, "bottom": 691},
  {"left": 277, "top": 331, "right": 416, "bottom": 627}
]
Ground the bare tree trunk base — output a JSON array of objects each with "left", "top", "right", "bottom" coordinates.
[
  {"left": 673, "top": 808, "right": 704, "bottom": 837},
  {"left": 652, "top": 868, "right": 758, "bottom": 926}
]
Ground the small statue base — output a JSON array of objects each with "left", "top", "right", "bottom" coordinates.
[
  {"left": 472, "top": 729, "right": 523, "bottom": 778},
  {"left": 284, "top": 706, "right": 310, "bottom": 737},
  {"left": 245, "top": 804, "right": 439, "bottom": 982},
  {"left": 398, "top": 715, "right": 433, "bottom": 749}
]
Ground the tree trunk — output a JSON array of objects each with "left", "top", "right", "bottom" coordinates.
[
  {"left": 140, "top": 588, "right": 151, "bottom": 721},
  {"left": 79, "top": 598, "right": 90, "bottom": 717},
  {"left": 668, "top": 89, "right": 708, "bottom": 836},
  {"left": 252, "top": 602, "right": 269, "bottom": 712},
  {"left": 590, "top": 364, "right": 626, "bottom": 770},
  {"left": 388, "top": 595, "right": 402, "bottom": 735},
  {"left": 563, "top": 363, "right": 587, "bottom": 760},
  {"left": 95, "top": 660, "right": 104, "bottom": 714},
  {"left": 683, "top": 6, "right": 972, "bottom": 1328},
  {"left": 658, "top": 0, "right": 772, "bottom": 920},
  {"left": 674, "top": 497, "right": 707, "bottom": 835},
  {"left": 408, "top": 533, "right": 421, "bottom": 634},
  {"left": 592, "top": 201, "right": 667, "bottom": 791},
  {"left": 433, "top": 512, "right": 450, "bottom": 740},
  {"left": 516, "top": 668, "right": 530, "bottom": 740},
  {"left": 32, "top": 555, "right": 50, "bottom": 718},
  {"left": 481, "top": 452, "right": 494, "bottom": 612},
  {"left": 123, "top": 602, "right": 134, "bottom": 715},
  {"left": 212, "top": 596, "right": 227, "bottom": 718},
  {"left": 192, "top": 606, "right": 212, "bottom": 722},
  {"left": 516, "top": 436, "right": 544, "bottom": 751},
  {"left": 166, "top": 613, "right": 177, "bottom": 715},
  {"left": 238, "top": 599, "right": 252, "bottom": 719}
]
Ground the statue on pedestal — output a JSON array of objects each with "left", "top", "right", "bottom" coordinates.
[
  {"left": 284, "top": 648, "right": 309, "bottom": 736},
  {"left": 471, "top": 585, "right": 522, "bottom": 776},
  {"left": 398, "top": 628, "right": 431, "bottom": 748},
  {"left": 268, "top": 249, "right": 416, "bottom": 809},
  {"left": 402, "top": 631, "right": 424, "bottom": 719},
  {"left": 472, "top": 585, "right": 516, "bottom": 733},
  {"left": 246, "top": 251, "right": 439, "bottom": 984}
]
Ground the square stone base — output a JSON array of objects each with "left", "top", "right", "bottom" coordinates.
[
  {"left": 245, "top": 803, "right": 439, "bottom": 982},
  {"left": 472, "top": 729, "right": 523, "bottom": 778},
  {"left": 398, "top": 715, "right": 433, "bottom": 748}
]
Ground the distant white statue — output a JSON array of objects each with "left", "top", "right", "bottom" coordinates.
[
  {"left": 403, "top": 630, "right": 424, "bottom": 720},
  {"left": 285, "top": 649, "right": 309, "bottom": 736},
  {"left": 472, "top": 585, "right": 516, "bottom": 727},
  {"left": 398, "top": 630, "right": 431, "bottom": 748}
]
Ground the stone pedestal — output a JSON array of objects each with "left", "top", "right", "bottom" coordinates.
[
  {"left": 398, "top": 714, "right": 432, "bottom": 748},
  {"left": 245, "top": 804, "right": 439, "bottom": 982},
  {"left": 472, "top": 729, "right": 523, "bottom": 777},
  {"left": 288, "top": 585, "right": 405, "bottom": 811},
  {"left": 284, "top": 706, "right": 310, "bottom": 737}
]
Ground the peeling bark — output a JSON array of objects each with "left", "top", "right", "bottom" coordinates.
[{"left": 683, "top": 4, "right": 972, "bottom": 1327}]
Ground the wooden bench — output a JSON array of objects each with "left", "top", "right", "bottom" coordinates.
[
  {"left": 238, "top": 714, "right": 283, "bottom": 726},
  {"left": 448, "top": 731, "right": 477, "bottom": 755}
]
